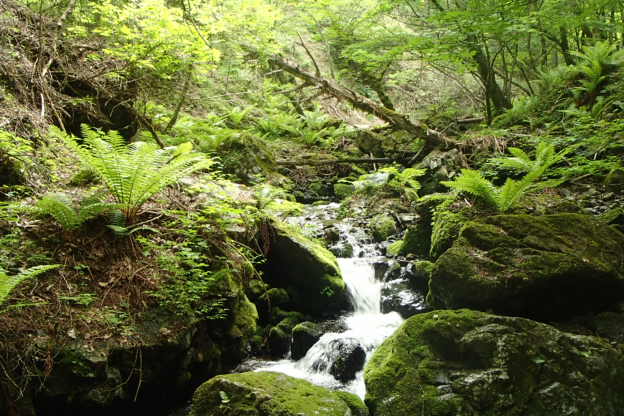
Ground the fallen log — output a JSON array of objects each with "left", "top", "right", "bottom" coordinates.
[
  {"left": 276, "top": 157, "right": 394, "bottom": 166},
  {"left": 268, "top": 55, "right": 458, "bottom": 156}
]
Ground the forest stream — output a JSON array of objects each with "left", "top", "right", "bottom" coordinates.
[{"left": 247, "top": 203, "right": 405, "bottom": 398}]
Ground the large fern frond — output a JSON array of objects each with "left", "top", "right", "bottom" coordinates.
[
  {"left": 0, "top": 265, "right": 61, "bottom": 307},
  {"left": 441, "top": 169, "right": 498, "bottom": 208},
  {"left": 36, "top": 193, "right": 81, "bottom": 229},
  {"left": 36, "top": 193, "right": 117, "bottom": 229},
  {"left": 62, "top": 126, "right": 214, "bottom": 223}
]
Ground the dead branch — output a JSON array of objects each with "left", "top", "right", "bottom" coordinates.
[
  {"left": 268, "top": 55, "right": 458, "bottom": 156},
  {"left": 277, "top": 157, "right": 394, "bottom": 166}
]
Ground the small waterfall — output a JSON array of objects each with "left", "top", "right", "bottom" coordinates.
[{"left": 255, "top": 209, "right": 404, "bottom": 398}]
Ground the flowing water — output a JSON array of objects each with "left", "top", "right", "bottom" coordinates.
[{"left": 253, "top": 205, "right": 404, "bottom": 398}]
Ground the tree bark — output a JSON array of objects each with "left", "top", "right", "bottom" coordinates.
[
  {"left": 268, "top": 55, "right": 455, "bottom": 155},
  {"left": 277, "top": 157, "right": 394, "bottom": 166}
]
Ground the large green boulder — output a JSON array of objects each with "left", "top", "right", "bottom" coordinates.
[
  {"left": 190, "top": 371, "right": 368, "bottom": 416},
  {"left": 365, "top": 309, "right": 624, "bottom": 416},
  {"left": 263, "top": 222, "right": 350, "bottom": 317},
  {"left": 429, "top": 214, "right": 624, "bottom": 319}
]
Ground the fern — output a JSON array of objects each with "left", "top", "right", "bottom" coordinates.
[
  {"left": 35, "top": 193, "right": 115, "bottom": 229},
  {"left": 491, "top": 141, "right": 571, "bottom": 177},
  {"left": 442, "top": 142, "right": 566, "bottom": 212},
  {"left": 60, "top": 126, "right": 214, "bottom": 223},
  {"left": 0, "top": 265, "right": 61, "bottom": 307}
]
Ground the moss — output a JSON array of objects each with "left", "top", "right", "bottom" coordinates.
[
  {"left": 386, "top": 240, "right": 402, "bottom": 256},
  {"left": 605, "top": 167, "right": 624, "bottom": 190},
  {"left": 370, "top": 214, "right": 397, "bottom": 242},
  {"left": 333, "top": 182, "right": 356, "bottom": 199},
  {"left": 429, "top": 214, "right": 624, "bottom": 320},
  {"left": 396, "top": 224, "right": 431, "bottom": 257},
  {"left": 430, "top": 208, "right": 465, "bottom": 259},
  {"left": 229, "top": 295, "right": 258, "bottom": 340},
  {"left": 365, "top": 309, "right": 624, "bottom": 416},
  {"left": 191, "top": 371, "right": 354, "bottom": 416},
  {"left": 267, "top": 315, "right": 301, "bottom": 357},
  {"left": 333, "top": 391, "right": 369, "bottom": 416},
  {"left": 410, "top": 260, "right": 434, "bottom": 291},
  {"left": 263, "top": 221, "right": 349, "bottom": 317}
]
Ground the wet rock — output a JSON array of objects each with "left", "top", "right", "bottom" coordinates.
[
  {"left": 262, "top": 221, "right": 350, "bottom": 317},
  {"left": 329, "top": 241, "right": 353, "bottom": 258},
  {"left": 370, "top": 214, "right": 398, "bottom": 242},
  {"left": 380, "top": 279, "right": 428, "bottom": 318},
  {"left": 190, "top": 371, "right": 365, "bottom": 416},
  {"left": 382, "top": 261, "right": 402, "bottom": 282},
  {"left": 328, "top": 339, "right": 366, "bottom": 383},
  {"left": 268, "top": 315, "right": 302, "bottom": 358},
  {"left": 365, "top": 309, "right": 624, "bottom": 416},
  {"left": 429, "top": 214, "right": 624, "bottom": 320},
  {"left": 406, "top": 260, "right": 434, "bottom": 292},
  {"left": 291, "top": 322, "right": 322, "bottom": 360},
  {"left": 323, "top": 226, "right": 341, "bottom": 244},
  {"left": 373, "top": 261, "right": 389, "bottom": 280}
]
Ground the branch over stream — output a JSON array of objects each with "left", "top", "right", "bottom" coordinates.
[{"left": 268, "top": 55, "right": 459, "bottom": 157}]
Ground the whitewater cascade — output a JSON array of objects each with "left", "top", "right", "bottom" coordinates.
[{"left": 255, "top": 207, "right": 404, "bottom": 398}]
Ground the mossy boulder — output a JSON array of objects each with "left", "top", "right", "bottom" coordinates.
[
  {"left": 263, "top": 221, "right": 350, "bottom": 317},
  {"left": 334, "top": 182, "right": 356, "bottom": 199},
  {"left": 365, "top": 309, "right": 624, "bottom": 416},
  {"left": 394, "top": 224, "right": 431, "bottom": 257},
  {"left": 190, "top": 371, "right": 367, "bottom": 416},
  {"left": 429, "top": 214, "right": 624, "bottom": 320},
  {"left": 291, "top": 321, "right": 322, "bottom": 360},
  {"left": 267, "top": 315, "right": 301, "bottom": 358},
  {"left": 370, "top": 214, "right": 398, "bottom": 242}
]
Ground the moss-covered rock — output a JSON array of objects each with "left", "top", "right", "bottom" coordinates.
[
  {"left": 190, "top": 371, "right": 366, "bottom": 416},
  {"left": 291, "top": 321, "right": 322, "bottom": 360},
  {"left": 429, "top": 214, "right": 624, "bottom": 320},
  {"left": 334, "top": 182, "right": 356, "bottom": 199},
  {"left": 334, "top": 391, "right": 370, "bottom": 416},
  {"left": 263, "top": 221, "right": 350, "bottom": 317},
  {"left": 409, "top": 260, "right": 434, "bottom": 291},
  {"left": 395, "top": 224, "right": 431, "bottom": 257},
  {"left": 370, "top": 214, "right": 398, "bottom": 242},
  {"left": 267, "top": 315, "right": 301, "bottom": 358},
  {"left": 365, "top": 309, "right": 624, "bottom": 416}
]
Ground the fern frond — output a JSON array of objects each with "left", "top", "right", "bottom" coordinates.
[
  {"left": 0, "top": 264, "right": 61, "bottom": 306},
  {"left": 496, "top": 179, "right": 530, "bottom": 213},
  {"left": 63, "top": 127, "right": 213, "bottom": 223},
  {"left": 36, "top": 193, "right": 81, "bottom": 229},
  {"left": 441, "top": 169, "right": 498, "bottom": 208}
]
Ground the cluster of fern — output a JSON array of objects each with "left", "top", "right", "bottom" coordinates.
[
  {"left": 0, "top": 265, "right": 60, "bottom": 307},
  {"left": 442, "top": 142, "right": 567, "bottom": 212},
  {"left": 37, "top": 126, "right": 213, "bottom": 230}
]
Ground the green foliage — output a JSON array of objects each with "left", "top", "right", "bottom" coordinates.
[
  {"left": 0, "top": 264, "right": 60, "bottom": 307},
  {"left": 442, "top": 142, "right": 565, "bottom": 212},
  {"left": 572, "top": 41, "right": 624, "bottom": 108},
  {"left": 35, "top": 193, "right": 115, "bottom": 230},
  {"left": 60, "top": 125, "right": 213, "bottom": 223},
  {"left": 144, "top": 203, "right": 261, "bottom": 320},
  {"left": 352, "top": 166, "right": 426, "bottom": 201}
]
